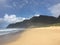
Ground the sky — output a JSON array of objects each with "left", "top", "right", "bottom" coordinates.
[{"left": 0, "top": 0, "right": 60, "bottom": 28}]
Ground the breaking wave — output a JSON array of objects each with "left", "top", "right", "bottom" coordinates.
[{"left": 0, "top": 28, "right": 25, "bottom": 35}]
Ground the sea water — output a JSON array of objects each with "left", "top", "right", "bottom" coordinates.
[{"left": 0, "top": 28, "right": 25, "bottom": 35}]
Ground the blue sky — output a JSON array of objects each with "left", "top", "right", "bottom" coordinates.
[
  {"left": 0, "top": 0, "right": 60, "bottom": 18},
  {"left": 0, "top": 0, "right": 60, "bottom": 28}
]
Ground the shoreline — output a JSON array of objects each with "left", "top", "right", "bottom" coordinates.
[
  {"left": 0, "top": 29, "right": 25, "bottom": 45},
  {"left": 0, "top": 26, "right": 60, "bottom": 45}
]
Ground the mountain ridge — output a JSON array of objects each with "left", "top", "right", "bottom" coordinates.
[{"left": 7, "top": 15, "right": 60, "bottom": 28}]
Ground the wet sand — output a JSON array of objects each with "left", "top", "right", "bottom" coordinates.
[
  {"left": 1, "top": 26, "right": 60, "bottom": 45},
  {"left": 0, "top": 30, "right": 24, "bottom": 45}
]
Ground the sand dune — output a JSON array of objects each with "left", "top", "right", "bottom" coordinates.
[{"left": 1, "top": 26, "right": 60, "bottom": 45}]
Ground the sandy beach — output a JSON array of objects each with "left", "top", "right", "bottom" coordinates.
[{"left": 1, "top": 26, "right": 60, "bottom": 45}]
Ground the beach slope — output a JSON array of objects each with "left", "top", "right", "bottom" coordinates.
[{"left": 4, "top": 26, "right": 60, "bottom": 45}]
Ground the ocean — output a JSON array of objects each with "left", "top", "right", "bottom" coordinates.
[
  {"left": 0, "top": 28, "right": 25, "bottom": 45},
  {"left": 0, "top": 28, "right": 25, "bottom": 35}
]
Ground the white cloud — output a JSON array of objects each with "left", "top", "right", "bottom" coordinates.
[
  {"left": 34, "top": 14, "right": 40, "bottom": 17},
  {"left": 4, "top": 14, "right": 26, "bottom": 23},
  {"left": 0, "top": 14, "right": 26, "bottom": 28},
  {"left": 48, "top": 3, "right": 60, "bottom": 17},
  {"left": 0, "top": 14, "right": 26, "bottom": 24}
]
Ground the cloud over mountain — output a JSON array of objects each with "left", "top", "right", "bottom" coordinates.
[
  {"left": 4, "top": 14, "right": 26, "bottom": 23},
  {"left": 0, "top": 14, "right": 26, "bottom": 28}
]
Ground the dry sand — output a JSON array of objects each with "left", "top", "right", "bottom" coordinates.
[{"left": 1, "top": 26, "right": 60, "bottom": 45}]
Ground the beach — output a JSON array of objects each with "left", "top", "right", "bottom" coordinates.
[{"left": 1, "top": 26, "right": 60, "bottom": 45}]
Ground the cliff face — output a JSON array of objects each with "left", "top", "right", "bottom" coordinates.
[{"left": 7, "top": 15, "right": 60, "bottom": 28}]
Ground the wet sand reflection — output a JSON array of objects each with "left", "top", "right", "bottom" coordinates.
[{"left": 0, "top": 30, "right": 24, "bottom": 45}]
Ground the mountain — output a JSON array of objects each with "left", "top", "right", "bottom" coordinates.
[
  {"left": 7, "top": 20, "right": 30, "bottom": 28},
  {"left": 7, "top": 15, "right": 60, "bottom": 28},
  {"left": 57, "top": 16, "right": 60, "bottom": 23},
  {"left": 30, "top": 15, "right": 57, "bottom": 24}
]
